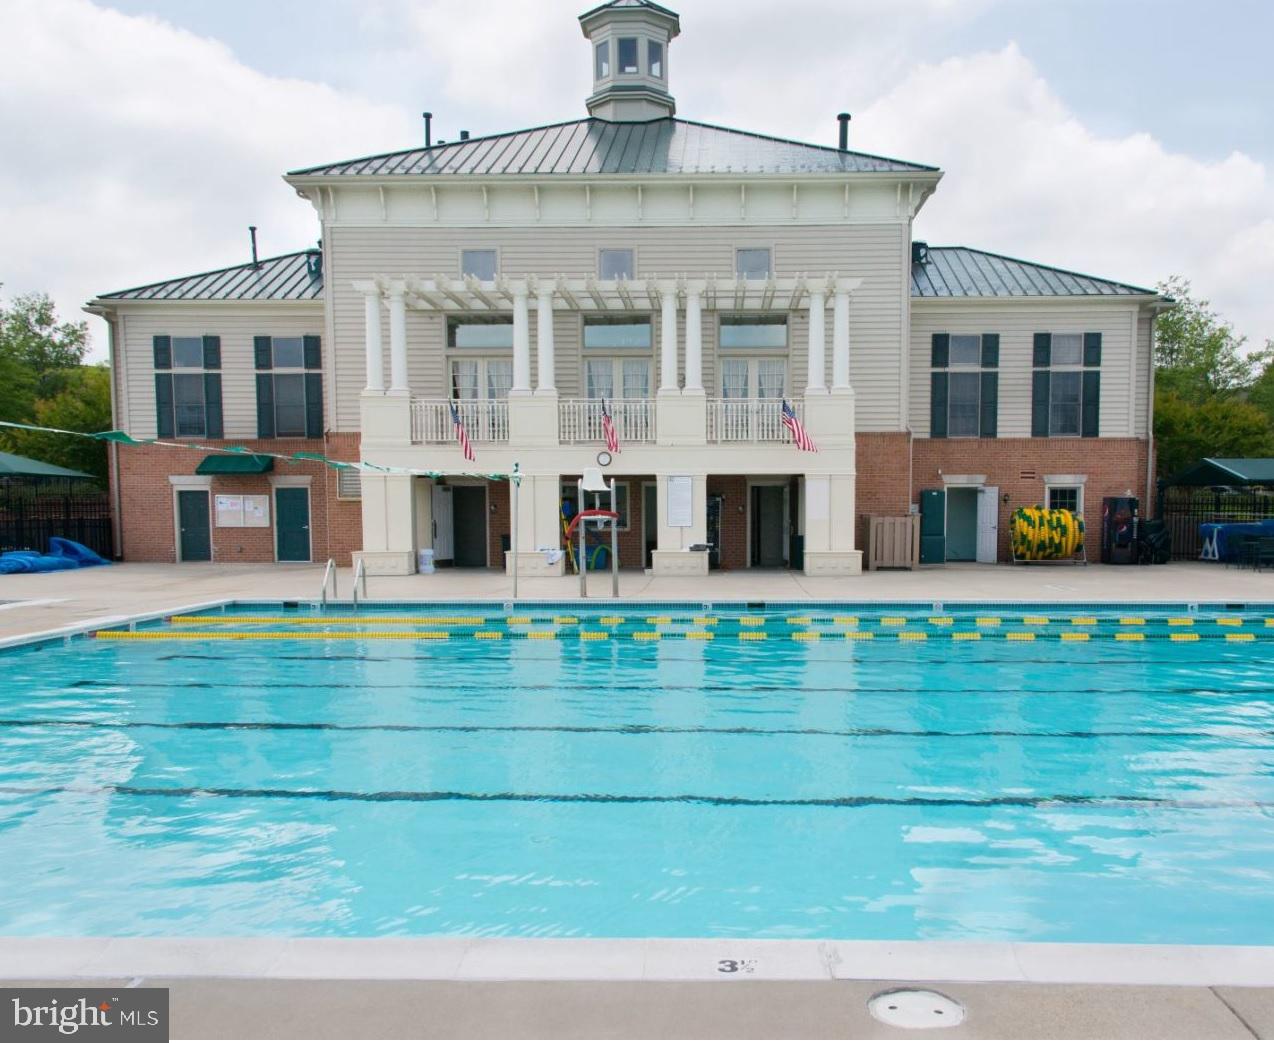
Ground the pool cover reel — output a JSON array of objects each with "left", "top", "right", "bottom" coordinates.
[{"left": 1011, "top": 506, "right": 1085, "bottom": 560}]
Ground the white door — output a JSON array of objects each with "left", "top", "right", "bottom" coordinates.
[
  {"left": 976, "top": 486, "right": 999, "bottom": 563},
  {"left": 431, "top": 486, "right": 454, "bottom": 561}
]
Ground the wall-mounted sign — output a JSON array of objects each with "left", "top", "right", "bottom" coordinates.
[
  {"left": 215, "top": 494, "right": 269, "bottom": 528},
  {"left": 666, "top": 475, "right": 693, "bottom": 528}
]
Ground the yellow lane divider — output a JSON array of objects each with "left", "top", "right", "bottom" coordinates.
[
  {"left": 168, "top": 615, "right": 486, "bottom": 625},
  {"left": 1168, "top": 618, "right": 1194, "bottom": 627},
  {"left": 1227, "top": 633, "right": 1256, "bottom": 643},
  {"left": 1216, "top": 617, "right": 1244, "bottom": 626},
  {"left": 898, "top": 632, "right": 927, "bottom": 642},
  {"left": 1120, "top": 617, "right": 1146, "bottom": 626},
  {"left": 740, "top": 632, "right": 767, "bottom": 641},
  {"left": 1116, "top": 633, "right": 1145, "bottom": 642},
  {"left": 1061, "top": 632, "right": 1089, "bottom": 642},
  {"left": 834, "top": 616, "right": 859, "bottom": 626},
  {"left": 952, "top": 632, "right": 980, "bottom": 641},
  {"left": 1006, "top": 632, "right": 1035, "bottom": 642},
  {"left": 880, "top": 616, "right": 907, "bottom": 626},
  {"left": 1071, "top": 617, "right": 1097, "bottom": 626},
  {"left": 976, "top": 617, "right": 1001, "bottom": 627},
  {"left": 739, "top": 616, "right": 765, "bottom": 627},
  {"left": 928, "top": 616, "right": 954, "bottom": 626},
  {"left": 1022, "top": 616, "right": 1049, "bottom": 625},
  {"left": 1170, "top": 633, "right": 1200, "bottom": 642},
  {"left": 844, "top": 632, "right": 875, "bottom": 641}
]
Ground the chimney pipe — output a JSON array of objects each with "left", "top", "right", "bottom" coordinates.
[
  {"left": 248, "top": 225, "right": 260, "bottom": 268},
  {"left": 459, "top": 130, "right": 470, "bottom": 141},
  {"left": 837, "top": 112, "right": 851, "bottom": 151},
  {"left": 422, "top": 111, "right": 433, "bottom": 147}
]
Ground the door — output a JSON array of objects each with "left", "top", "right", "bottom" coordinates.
[
  {"left": 643, "top": 483, "right": 657, "bottom": 568},
  {"left": 751, "top": 486, "right": 785, "bottom": 567},
  {"left": 706, "top": 493, "right": 723, "bottom": 570},
  {"left": 919, "top": 489, "right": 945, "bottom": 564},
  {"left": 945, "top": 488, "right": 978, "bottom": 562},
  {"left": 976, "top": 486, "right": 999, "bottom": 563},
  {"left": 431, "top": 486, "right": 454, "bottom": 562},
  {"left": 274, "top": 487, "right": 311, "bottom": 562},
  {"left": 451, "top": 486, "right": 487, "bottom": 567},
  {"left": 176, "top": 490, "right": 211, "bottom": 562}
]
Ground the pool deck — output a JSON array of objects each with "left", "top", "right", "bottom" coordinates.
[{"left": 3, "top": 560, "right": 1274, "bottom": 1037}]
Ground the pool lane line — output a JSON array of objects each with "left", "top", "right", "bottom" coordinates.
[
  {"left": 3, "top": 782, "right": 1271, "bottom": 810},
  {"left": 3, "top": 718, "right": 1272, "bottom": 741}
]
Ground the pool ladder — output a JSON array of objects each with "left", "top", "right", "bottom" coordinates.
[
  {"left": 318, "top": 558, "right": 337, "bottom": 609},
  {"left": 352, "top": 556, "right": 368, "bottom": 611}
]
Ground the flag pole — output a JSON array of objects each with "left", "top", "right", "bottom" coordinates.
[{"left": 511, "top": 462, "right": 520, "bottom": 601}]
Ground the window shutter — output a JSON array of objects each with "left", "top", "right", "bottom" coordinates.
[
  {"left": 930, "top": 333, "right": 949, "bottom": 368},
  {"left": 979, "top": 371, "right": 998, "bottom": 438},
  {"left": 1031, "top": 370, "right": 1051, "bottom": 437},
  {"left": 256, "top": 373, "right": 275, "bottom": 438},
  {"left": 1082, "top": 370, "right": 1101, "bottom": 437},
  {"left": 254, "top": 336, "right": 273, "bottom": 370},
  {"left": 152, "top": 335, "right": 172, "bottom": 370},
  {"left": 203, "top": 374, "right": 223, "bottom": 439},
  {"left": 1032, "top": 332, "right": 1051, "bottom": 368},
  {"left": 929, "top": 371, "right": 949, "bottom": 438},
  {"left": 980, "top": 333, "right": 999, "bottom": 368},
  {"left": 1083, "top": 332, "right": 1102, "bottom": 367},
  {"left": 304, "top": 373, "right": 324, "bottom": 438},
  {"left": 201, "top": 334, "right": 221, "bottom": 369},
  {"left": 154, "top": 373, "right": 175, "bottom": 438},
  {"left": 303, "top": 334, "right": 322, "bottom": 370}
]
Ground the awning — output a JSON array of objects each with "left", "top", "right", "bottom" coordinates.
[
  {"left": 194, "top": 454, "right": 274, "bottom": 476},
  {"left": 0, "top": 449, "right": 93, "bottom": 479},
  {"left": 1164, "top": 458, "right": 1274, "bottom": 487}
]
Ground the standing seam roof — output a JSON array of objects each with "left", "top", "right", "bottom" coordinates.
[
  {"left": 912, "top": 247, "right": 1157, "bottom": 298},
  {"left": 96, "top": 251, "right": 323, "bottom": 302}
]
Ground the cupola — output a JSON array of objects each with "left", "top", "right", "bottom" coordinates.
[{"left": 579, "top": 0, "right": 680, "bottom": 122}]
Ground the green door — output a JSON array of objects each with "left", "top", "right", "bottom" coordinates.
[
  {"left": 275, "top": 487, "right": 311, "bottom": 562},
  {"left": 177, "top": 490, "right": 211, "bottom": 562},
  {"left": 919, "top": 489, "right": 945, "bottom": 564}
]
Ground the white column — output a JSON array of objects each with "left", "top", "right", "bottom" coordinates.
[
  {"left": 684, "top": 287, "right": 703, "bottom": 392},
  {"left": 535, "top": 289, "right": 555, "bottom": 394},
  {"left": 363, "top": 292, "right": 384, "bottom": 392},
  {"left": 832, "top": 286, "right": 851, "bottom": 390},
  {"left": 659, "top": 288, "right": 678, "bottom": 392},
  {"left": 806, "top": 289, "right": 826, "bottom": 394},
  {"left": 512, "top": 289, "right": 531, "bottom": 393},
  {"left": 388, "top": 289, "right": 408, "bottom": 392}
]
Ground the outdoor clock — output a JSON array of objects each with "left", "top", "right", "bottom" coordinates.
[{"left": 596, "top": 451, "right": 613, "bottom": 467}]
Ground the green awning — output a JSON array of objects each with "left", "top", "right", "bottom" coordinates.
[
  {"left": 1165, "top": 458, "right": 1274, "bottom": 487},
  {"left": 0, "top": 449, "right": 93, "bottom": 479},
  {"left": 194, "top": 454, "right": 274, "bottom": 475}
]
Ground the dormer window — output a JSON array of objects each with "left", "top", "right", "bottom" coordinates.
[
  {"left": 617, "top": 37, "right": 639, "bottom": 74},
  {"left": 648, "top": 40, "right": 663, "bottom": 78},
  {"left": 594, "top": 41, "right": 610, "bottom": 79}
]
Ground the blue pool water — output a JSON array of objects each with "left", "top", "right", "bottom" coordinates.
[{"left": 1, "top": 601, "right": 1273, "bottom": 942}]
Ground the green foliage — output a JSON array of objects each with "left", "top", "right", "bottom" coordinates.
[
  {"left": 0, "top": 287, "right": 89, "bottom": 406},
  {"left": 1247, "top": 345, "right": 1274, "bottom": 424},
  {"left": 1, "top": 367, "right": 112, "bottom": 482},
  {"left": 1154, "top": 389, "right": 1274, "bottom": 479},
  {"left": 1154, "top": 277, "right": 1254, "bottom": 404}
]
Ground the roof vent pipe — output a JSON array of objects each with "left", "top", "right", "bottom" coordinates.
[
  {"left": 422, "top": 111, "right": 433, "bottom": 147},
  {"left": 248, "top": 225, "right": 260, "bottom": 269},
  {"left": 837, "top": 112, "right": 851, "bottom": 151},
  {"left": 459, "top": 130, "right": 470, "bottom": 141}
]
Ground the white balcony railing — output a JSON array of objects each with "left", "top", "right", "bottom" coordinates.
[
  {"left": 410, "top": 398, "right": 509, "bottom": 444},
  {"left": 559, "top": 398, "right": 656, "bottom": 445},
  {"left": 706, "top": 397, "right": 800, "bottom": 443}
]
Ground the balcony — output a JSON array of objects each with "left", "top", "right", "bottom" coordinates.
[
  {"left": 410, "top": 399, "right": 509, "bottom": 444},
  {"left": 558, "top": 398, "right": 656, "bottom": 445},
  {"left": 706, "top": 397, "right": 800, "bottom": 443}
]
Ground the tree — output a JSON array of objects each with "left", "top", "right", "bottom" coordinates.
[
  {"left": 1154, "top": 277, "right": 1254, "bottom": 404},
  {"left": 1154, "top": 389, "right": 1274, "bottom": 479},
  {"left": 0, "top": 366, "right": 112, "bottom": 482},
  {"left": 1247, "top": 344, "right": 1274, "bottom": 424},
  {"left": 0, "top": 286, "right": 90, "bottom": 421}
]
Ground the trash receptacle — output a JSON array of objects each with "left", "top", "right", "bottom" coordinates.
[{"left": 418, "top": 548, "right": 435, "bottom": 574}]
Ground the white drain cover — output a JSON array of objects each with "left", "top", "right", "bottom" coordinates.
[{"left": 868, "top": 988, "right": 966, "bottom": 1029}]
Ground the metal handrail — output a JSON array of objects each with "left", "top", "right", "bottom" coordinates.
[
  {"left": 318, "top": 558, "right": 336, "bottom": 609},
  {"left": 352, "top": 557, "right": 367, "bottom": 611}
]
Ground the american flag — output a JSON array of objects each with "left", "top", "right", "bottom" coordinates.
[
  {"left": 449, "top": 400, "right": 476, "bottom": 462},
  {"left": 781, "top": 399, "right": 818, "bottom": 453},
  {"left": 600, "top": 397, "right": 621, "bottom": 454}
]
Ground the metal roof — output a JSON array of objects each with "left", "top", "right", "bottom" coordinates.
[
  {"left": 580, "top": 0, "right": 679, "bottom": 18},
  {"left": 96, "top": 250, "right": 323, "bottom": 302},
  {"left": 287, "top": 118, "right": 937, "bottom": 178},
  {"left": 0, "top": 450, "right": 93, "bottom": 479},
  {"left": 1166, "top": 458, "right": 1274, "bottom": 487},
  {"left": 912, "top": 246, "right": 1156, "bottom": 298}
]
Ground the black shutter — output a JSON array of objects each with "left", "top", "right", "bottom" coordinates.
[
  {"left": 980, "top": 333, "right": 999, "bottom": 368},
  {"left": 303, "top": 334, "right": 322, "bottom": 370},
  {"left": 930, "top": 333, "right": 949, "bottom": 368},
  {"left": 1031, "top": 370, "right": 1051, "bottom": 437},
  {"left": 979, "top": 371, "right": 998, "bottom": 438},
  {"left": 201, "top": 334, "right": 221, "bottom": 369},
  {"left": 1083, "top": 332, "right": 1102, "bottom": 367},
  {"left": 154, "top": 374, "right": 175, "bottom": 438},
  {"left": 254, "top": 335, "right": 273, "bottom": 370},
  {"left": 1032, "top": 332, "right": 1051, "bottom": 368},
  {"left": 256, "top": 373, "right": 275, "bottom": 438},
  {"left": 304, "top": 373, "right": 324, "bottom": 438},
  {"left": 1082, "top": 370, "right": 1101, "bottom": 437},
  {"left": 203, "top": 374, "right": 223, "bottom": 439},
  {"left": 930, "top": 372, "right": 949, "bottom": 438},
  {"left": 152, "top": 335, "right": 172, "bottom": 370}
]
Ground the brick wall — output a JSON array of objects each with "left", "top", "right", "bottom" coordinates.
[
  {"left": 707, "top": 475, "right": 748, "bottom": 570},
  {"left": 854, "top": 432, "right": 914, "bottom": 551}
]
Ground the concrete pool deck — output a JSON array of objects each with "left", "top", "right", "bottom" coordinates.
[{"left": 3, "top": 561, "right": 1274, "bottom": 1037}]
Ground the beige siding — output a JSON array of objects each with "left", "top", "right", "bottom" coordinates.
[
  {"left": 909, "top": 299, "right": 1149, "bottom": 439},
  {"left": 115, "top": 305, "right": 324, "bottom": 439},
  {"left": 1134, "top": 312, "right": 1153, "bottom": 438},
  {"left": 327, "top": 222, "right": 908, "bottom": 430}
]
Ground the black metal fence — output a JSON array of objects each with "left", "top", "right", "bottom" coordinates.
[
  {"left": 0, "top": 481, "right": 114, "bottom": 559},
  {"left": 1159, "top": 486, "right": 1274, "bottom": 560}
]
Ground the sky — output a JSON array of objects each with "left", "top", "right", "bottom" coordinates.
[{"left": 2, "top": 0, "right": 1272, "bottom": 361}]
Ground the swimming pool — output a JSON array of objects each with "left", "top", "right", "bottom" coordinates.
[{"left": 2, "top": 601, "right": 1272, "bottom": 943}]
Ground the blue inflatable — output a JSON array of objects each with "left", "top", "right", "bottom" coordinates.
[{"left": 0, "top": 538, "right": 111, "bottom": 574}]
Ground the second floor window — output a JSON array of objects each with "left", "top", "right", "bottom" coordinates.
[
  {"left": 598, "top": 248, "right": 634, "bottom": 280},
  {"left": 736, "top": 248, "right": 772, "bottom": 280},
  {"left": 1032, "top": 332, "right": 1102, "bottom": 438},
  {"left": 255, "top": 335, "right": 323, "bottom": 438},
  {"left": 153, "top": 334, "right": 221, "bottom": 439},
  {"left": 721, "top": 357, "right": 785, "bottom": 399},
  {"left": 929, "top": 332, "right": 998, "bottom": 439},
  {"left": 461, "top": 249, "right": 497, "bottom": 281},
  {"left": 451, "top": 358, "right": 512, "bottom": 400},
  {"left": 720, "top": 314, "right": 787, "bottom": 349},
  {"left": 584, "top": 315, "right": 651, "bottom": 350},
  {"left": 584, "top": 357, "right": 651, "bottom": 400},
  {"left": 448, "top": 316, "right": 513, "bottom": 349}
]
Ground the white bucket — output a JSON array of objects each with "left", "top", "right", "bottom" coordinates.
[{"left": 417, "top": 548, "right": 435, "bottom": 574}]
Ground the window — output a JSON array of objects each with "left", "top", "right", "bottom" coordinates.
[
  {"left": 1049, "top": 372, "right": 1082, "bottom": 436},
  {"left": 595, "top": 40, "right": 610, "bottom": 78},
  {"left": 599, "top": 248, "right": 634, "bottom": 280},
  {"left": 461, "top": 249, "right": 497, "bottom": 281},
  {"left": 617, "top": 37, "right": 639, "bottom": 73},
  {"left": 584, "top": 357, "right": 651, "bottom": 399},
  {"left": 929, "top": 332, "right": 998, "bottom": 439},
  {"left": 1052, "top": 332, "right": 1083, "bottom": 366},
  {"left": 721, "top": 357, "right": 785, "bottom": 399},
  {"left": 947, "top": 372, "right": 981, "bottom": 438},
  {"left": 152, "top": 334, "right": 221, "bottom": 439},
  {"left": 255, "top": 334, "right": 322, "bottom": 439},
  {"left": 736, "top": 248, "right": 771, "bottom": 279},
  {"left": 648, "top": 40, "right": 663, "bottom": 77},
  {"left": 1032, "top": 332, "right": 1101, "bottom": 438},
  {"left": 584, "top": 315, "right": 651, "bottom": 349},
  {"left": 720, "top": 314, "right": 787, "bottom": 349},
  {"left": 451, "top": 358, "right": 512, "bottom": 399},
  {"left": 1047, "top": 485, "right": 1082, "bottom": 515},
  {"left": 949, "top": 334, "right": 981, "bottom": 367},
  {"left": 447, "top": 317, "right": 513, "bottom": 349}
]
